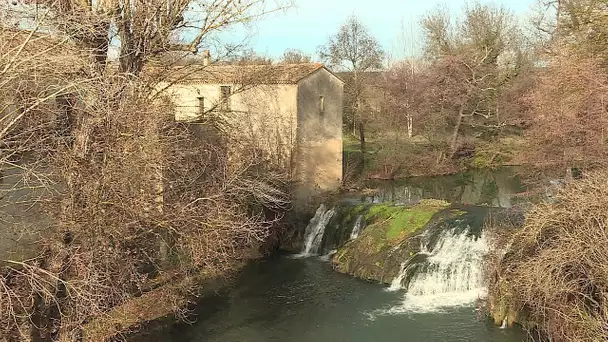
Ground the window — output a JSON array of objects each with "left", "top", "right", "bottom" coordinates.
[
  {"left": 220, "top": 86, "right": 231, "bottom": 111},
  {"left": 319, "top": 96, "right": 325, "bottom": 114},
  {"left": 197, "top": 96, "right": 205, "bottom": 117}
]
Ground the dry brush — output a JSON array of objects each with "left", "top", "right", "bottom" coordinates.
[
  {"left": 486, "top": 172, "right": 608, "bottom": 341},
  {"left": 0, "top": 2, "right": 291, "bottom": 339}
]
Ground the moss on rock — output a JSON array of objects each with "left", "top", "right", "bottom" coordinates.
[{"left": 331, "top": 200, "right": 459, "bottom": 284}]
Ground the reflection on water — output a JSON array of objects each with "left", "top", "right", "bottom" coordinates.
[
  {"left": 361, "top": 168, "right": 527, "bottom": 208},
  {"left": 136, "top": 169, "right": 533, "bottom": 342},
  {"left": 158, "top": 256, "right": 524, "bottom": 342}
]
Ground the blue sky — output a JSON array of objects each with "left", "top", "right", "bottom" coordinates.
[{"left": 236, "top": 0, "right": 536, "bottom": 60}]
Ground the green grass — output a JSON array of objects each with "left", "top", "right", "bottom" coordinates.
[
  {"left": 361, "top": 202, "right": 449, "bottom": 242},
  {"left": 333, "top": 201, "right": 453, "bottom": 284},
  {"left": 365, "top": 204, "right": 399, "bottom": 220},
  {"left": 343, "top": 133, "right": 382, "bottom": 154},
  {"left": 385, "top": 207, "right": 439, "bottom": 241}
]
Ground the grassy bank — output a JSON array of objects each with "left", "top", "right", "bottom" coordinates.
[{"left": 343, "top": 133, "right": 527, "bottom": 182}]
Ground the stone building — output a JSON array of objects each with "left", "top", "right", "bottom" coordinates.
[
  {"left": 1, "top": 28, "right": 83, "bottom": 262},
  {"left": 158, "top": 60, "right": 344, "bottom": 200}
]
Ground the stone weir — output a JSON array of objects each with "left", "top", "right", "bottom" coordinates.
[{"left": 330, "top": 199, "right": 466, "bottom": 284}]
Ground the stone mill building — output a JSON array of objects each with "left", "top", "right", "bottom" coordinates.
[{"left": 158, "top": 55, "right": 344, "bottom": 202}]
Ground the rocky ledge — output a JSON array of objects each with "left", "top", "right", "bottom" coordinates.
[{"left": 331, "top": 199, "right": 467, "bottom": 284}]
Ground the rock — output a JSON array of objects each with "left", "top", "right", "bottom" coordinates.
[{"left": 331, "top": 200, "right": 462, "bottom": 284}]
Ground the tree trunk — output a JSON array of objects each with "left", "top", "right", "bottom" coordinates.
[
  {"left": 449, "top": 106, "right": 465, "bottom": 158},
  {"left": 407, "top": 115, "right": 413, "bottom": 138},
  {"left": 358, "top": 119, "right": 366, "bottom": 154},
  {"left": 436, "top": 150, "right": 444, "bottom": 164},
  {"left": 357, "top": 116, "right": 366, "bottom": 171},
  {"left": 118, "top": 22, "right": 144, "bottom": 75}
]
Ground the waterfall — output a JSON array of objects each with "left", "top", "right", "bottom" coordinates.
[
  {"left": 387, "top": 263, "right": 407, "bottom": 292},
  {"left": 387, "top": 224, "right": 488, "bottom": 313},
  {"left": 319, "top": 249, "right": 338, "bottom": 262},
  {"left": 349, "top": 215, "right": 364, "bottom": 240},
  {"left": 299, "top": 204, "right": 335, "bottom": 257},
  {"left": 500, "top": 318, "right": 508, "bottom": 329}
]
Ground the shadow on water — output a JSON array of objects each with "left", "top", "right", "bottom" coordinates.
[{"left": 151, "top": 255, "right": 525, "bottom": 342}]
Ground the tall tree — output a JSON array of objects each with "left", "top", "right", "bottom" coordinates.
[
  {"left": 523, "top": 0, "right": 608, "bottom": 168},
  {"left": 11, "top": 0, "right": 285, "bottom": 74},
  {"left": 420, "top": 3, "right": 525, "bottom": 158},
  {"left": 319, "top": 15, "right": 384, "bottom": 161}
]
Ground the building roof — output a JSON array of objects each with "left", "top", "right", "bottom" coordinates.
[
  {"left": 160, "top": 63, "right": 342, "bottom": 85},
  {"left": 1, "top": 27, "right": 87, "bottom": 73},
  {"left": 2, "top": 27, "right": 68, "bottom": 51}
]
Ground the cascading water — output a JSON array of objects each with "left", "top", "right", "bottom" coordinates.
[
  {"left": 500, "top": 317, "right": 508, "bottom": 329},
  {"left": 387, "top": 221, "right": 488, "bottom": 313},
  {"left": 299, "top": 204, "right": 335, "bottom": 257},
  {"left": 349, "top": 215, "right": 364, "bottom": 240},
  {"left": 388, "top": 263, "right": 407, "bottom": 292}
]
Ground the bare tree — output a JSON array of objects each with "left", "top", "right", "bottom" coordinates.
[
  {"left": 383, "top": 60, "right": 421, "bottom": 140},
  {"left": 524, "top": 44, "right": 608, "bottom": 168},
  {"left": 0, "top": 1, "right": 291, "bottom": 340},
  {"left": 319, "top": 15, "right": 384, "bottom": 161},
  {"left": 280, "top": 48, "right": 311, "bottom": 64},
  {"left": 223, "top": 48, "right": 274, "bottom": 65},
  {"left": 420, "top": 3, "right": 524, "bottom": 158},
  {"left": 421, "top": 6, "right": 453, "bottom": 59},
  {"left": 8, "top": 0, "right": 288, "bottom": 73}
]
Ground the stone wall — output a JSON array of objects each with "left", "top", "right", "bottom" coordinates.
[
  {"left": 294, "top": 68, "right": 343, "bottom": 207},
  {"left": 162, "top": 83, "right": 298, "bottom": 173}
]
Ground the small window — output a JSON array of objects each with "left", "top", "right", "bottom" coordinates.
[
  {"left": 319, "top": 96, "right": 325, "bottom": 114},
  {"left": 197, "top": 96, "right": 205, "bottom": 117},
  {"left": 220, "top": 86, "right": 231, "bottom": 111}
]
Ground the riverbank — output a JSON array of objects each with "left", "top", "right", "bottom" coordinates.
[
  {"left": 343, "top": 134, "right": 528, "bottom": 182},
  {"left": 82, "top": 262, "right": 248, "bottom": 341},
  {"left": 486, "top": 172, "right": 608, "bottom": 341}
]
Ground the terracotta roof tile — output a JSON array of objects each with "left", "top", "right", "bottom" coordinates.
[{"left": 162, "top": 63, "right": 326, "bottom": 85}]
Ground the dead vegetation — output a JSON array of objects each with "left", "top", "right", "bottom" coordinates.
[
  {"left": 0, "top": 1, "right": 291, "bottom": 340},
  {"left": 486, "top": 172, "right": 608, "bottom": 341}
]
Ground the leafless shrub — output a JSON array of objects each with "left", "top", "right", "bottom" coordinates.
[
  {"left": 522, "top": 54, "right": 608, "bottom": 168},
  {"left": 0, "top": 2, "right": 291, "bottom": 340},
  {"left": 2, "top": 79, "right": 288, "bottom": 342},
  {"left": 486, "top": 172, "right": 608, "bottom": 341}
]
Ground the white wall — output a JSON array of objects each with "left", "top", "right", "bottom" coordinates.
[{"left": 159, "top": 69, "right": 344, "bottom": 204}]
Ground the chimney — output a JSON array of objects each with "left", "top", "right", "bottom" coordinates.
[{"left": 203, "top": 50, "right": 211, "bottom": 66}]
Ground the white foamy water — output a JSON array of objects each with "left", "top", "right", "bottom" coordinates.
[
  {"left": 387, "top": 263, "right": 407, "bottom": 292},
  {"left": 294, "top": 204, "right": 335, "bottom": 258},
  {"left": 319, "top": 249, "right": 337, "bottom": 261},
  {"left": 349, "top": 215, "right": 364, "bottom": 240},
  {"left": 385, "top": 226, "right": 489, "bottom": 313}
]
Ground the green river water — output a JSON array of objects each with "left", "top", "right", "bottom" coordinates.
[
  {"left": 141, "top": 168, "right": 538, "bottom": 342},
  {"left": 152, "top": 256, "right": 526, "bottom": 342}
]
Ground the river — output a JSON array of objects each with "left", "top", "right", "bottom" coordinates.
[
  {"left": 162, "top": 255, "right": 525, "bottom": 341},
  {"left": 145, "top": 168, "right": 537, "bottom": 341},
  {"left": 359, "top": 167, "right": 529, "bottom": 207}
]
